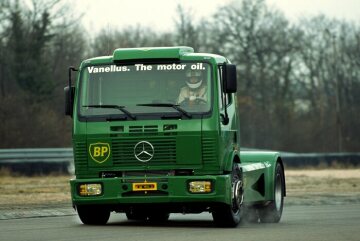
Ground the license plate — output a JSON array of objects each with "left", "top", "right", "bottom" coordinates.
[{"left": 132, "top": 182, "right": 157, "bottom": 191}]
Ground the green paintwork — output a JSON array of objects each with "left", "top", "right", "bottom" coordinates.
[
  {"left": 113, "top": 46, "right": 194, "bottom": 61},
  {"left": 70, "top": 175, "right": 232, "bottom": 205},
  {"left": 69, "top": 46, "right": 283, "bottom": 212}
]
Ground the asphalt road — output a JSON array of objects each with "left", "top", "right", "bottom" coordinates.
[{"left": 1, "top": 204, "right": 360, "bottom": 241}]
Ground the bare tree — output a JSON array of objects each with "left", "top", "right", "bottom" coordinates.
[
  {"left": 0, "top": 0, "right": 86, "bottom": 148},
  {"left": 91, "top": 25, "right": 174, "bottom": 57}
]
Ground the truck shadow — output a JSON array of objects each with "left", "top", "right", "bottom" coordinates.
[
  {"left": 109, "top": 219, "right": 216, "bottom": 228},
  {"left": 105, "top": 218, "right": 267, "bottom": 228}
]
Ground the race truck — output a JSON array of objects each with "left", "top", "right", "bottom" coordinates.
[{"left": 65, "top": 46, "right": 285, "bottom": 227}]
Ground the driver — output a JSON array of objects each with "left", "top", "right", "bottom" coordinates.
[{"left": 177, "top": 69, "right": 207, "bottom": 105}]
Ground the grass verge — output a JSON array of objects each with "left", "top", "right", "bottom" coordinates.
[{"left": 0, "top": 169, "right": 359, "bottom": 209}]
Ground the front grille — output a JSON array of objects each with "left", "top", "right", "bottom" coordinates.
[
  {"left": 112, "top": 137, "right": 176, "bottom": 165},
  {"left": 202, "top": 137, "right": 217, "bottom": 164},
  {"left": 129, "top": 125, "right": 158, "bottom": 136},
  {"left": 74, "top": 141, "right": 87, "bottom": 169}
]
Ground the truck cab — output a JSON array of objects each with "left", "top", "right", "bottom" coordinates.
[{"left": 65, "top": 47, "right": 285, "bottom": 227}]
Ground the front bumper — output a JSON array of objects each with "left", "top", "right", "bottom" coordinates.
[{"left": 70, "top": 175, "right": 232, "bottom": 207}]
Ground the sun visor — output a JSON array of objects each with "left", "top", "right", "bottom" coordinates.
[{"left": 112, "top": 46, "right": 194, "bottom": 63}]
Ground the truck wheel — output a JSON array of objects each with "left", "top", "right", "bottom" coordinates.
[
  {"left": 212, "top": 163, "right": 243, "bottom": 227},
  {"left": 77, "top": 205, "right": 110, "bottom": 225},
  {"left": 259, "top": 162, "right": 284, "bottom": 223}
]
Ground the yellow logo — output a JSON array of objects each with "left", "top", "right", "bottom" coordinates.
[{"left": 89, "top": 142, "right": 111, "bottom": 163}]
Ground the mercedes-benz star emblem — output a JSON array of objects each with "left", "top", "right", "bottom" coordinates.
[{"left": 134, "top": 141, "right": 154, "bottom": 162}]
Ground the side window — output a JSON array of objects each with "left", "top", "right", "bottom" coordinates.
[{"left": 217, "top": 65, "right": 232, "bottom": 110}]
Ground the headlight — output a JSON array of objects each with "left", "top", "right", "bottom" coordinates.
[
  {"left": 189, "top": 181, "right": 212, "bottom": 193},
  {"left": 78, "top": 183, "right": 102, "bottom": 196}
]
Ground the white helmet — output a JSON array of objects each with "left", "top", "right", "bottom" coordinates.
[{"left": 186, "top": 70, "right": 203, "bottom": 89}]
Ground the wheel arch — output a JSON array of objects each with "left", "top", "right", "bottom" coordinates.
[
  {"left": 240, "top": 151, "right": 286, "bottom": 200},
  {"left": 223, "top": 150, "right": 241, "bottom": 173}
]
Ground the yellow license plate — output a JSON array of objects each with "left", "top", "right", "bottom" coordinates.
[{"left": 132, "top": 182, "right": 157, "bottom": 191}]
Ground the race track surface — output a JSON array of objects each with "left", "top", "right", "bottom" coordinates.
[{"left": 1, "top": 204, "right": 360, "bottom": 241}]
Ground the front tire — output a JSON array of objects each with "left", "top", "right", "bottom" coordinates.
[
  {"left": 259, "top": 162, "right": 285, "bottom": 223},
  {"left": 212, "top": 163, "right": 244, "bottom": 227},
  {"left": 77, "top": 205, "right": 110, "bottom": 225}
]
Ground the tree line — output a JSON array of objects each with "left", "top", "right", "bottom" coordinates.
[{"left": 0, "top": 0, "right": 359, "bottom": 152}]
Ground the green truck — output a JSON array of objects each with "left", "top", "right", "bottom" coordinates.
[{"left": 65, "top": 46, "right": 285, "bottom": 227}]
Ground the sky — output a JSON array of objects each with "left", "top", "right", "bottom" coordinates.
[{"left": 73, "top": 0, "right": 360, "bottom": 33}]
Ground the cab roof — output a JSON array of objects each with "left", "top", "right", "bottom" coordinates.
[
  {"left": 113, "top": 46, "right": 194, "bottom": 61},
  {"left": 82, "top": 46, "right": 227, "bottom": 65}
]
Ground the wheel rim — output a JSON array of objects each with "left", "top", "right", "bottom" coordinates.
[
  {"left": 275, "top": 173, "right": 282, "bottom": 211},
  {"left": 232, "top": 180, "right": 243, "bottom": 212}
]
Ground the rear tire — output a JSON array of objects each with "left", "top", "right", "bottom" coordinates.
[
  {"left": 259, "top": 162, "right": 284, "bottom": 223},
  {"left": 77, "top": 205, "right": 110, "bottom": 225},
  {"left": 212, "top": 163, "right": 244, "bottom": 227}
]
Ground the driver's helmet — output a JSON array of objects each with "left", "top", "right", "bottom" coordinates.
[{"left": 186, "top": 69, "right": 203, "bottom": 89}]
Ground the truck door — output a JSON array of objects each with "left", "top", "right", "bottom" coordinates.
[{"left": 218, "top": 66, "right": 237, "bottom": 166}]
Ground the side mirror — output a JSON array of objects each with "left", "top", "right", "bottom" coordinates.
[
  {"left": 65, "top": 66, "right": 78, "bottom": 117},
  {"left": 64, "top": 86, "right": 75, "bottom": 117},
  {"left": 224, "top": 64, "right": 237, "bottom": 93}
]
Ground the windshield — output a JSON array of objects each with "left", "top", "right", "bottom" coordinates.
[{"left": 79, "top": 62, "right": 212, "bottom": 120}]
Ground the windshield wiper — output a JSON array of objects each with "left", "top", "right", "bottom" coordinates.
[
  {"left": 137, "top": 103, "right": 192, "bottom": 119},
  {"left": 83, "top": 105, "right": 136, "bottom": 120}
]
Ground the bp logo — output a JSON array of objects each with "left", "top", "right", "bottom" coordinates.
[{"left": 89, "top": 142, "right": 111, "bottom": 164}]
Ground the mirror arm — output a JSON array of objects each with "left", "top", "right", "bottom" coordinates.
[
  {"left": 68, "top": 66, "right": 78, "bottom": 103},
  {"left": 67, "top": 66, "right": 78, "bottom": 117},
  {"left": 220, "top": 63, "right": 230, "bottom": 125},
  {"left": 221, "top": 110, "right": 229, "bottom": 125},
  {"left": 68, "top": 66, "right": 78, "bottom": 87}
]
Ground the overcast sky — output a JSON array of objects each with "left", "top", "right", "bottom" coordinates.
[{"left": 74, "top": 0, "right": 360, "bottom": 33}]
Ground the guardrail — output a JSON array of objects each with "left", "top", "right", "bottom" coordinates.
[
  {"left": 281, "top": 152, "right": 360, "bottom": 168},
  {"left": 0, "top": 148, "right": 74, "bottom": 175},
  {"left": 242, "top": 148, "right": 360, "bottom": 167},
  {"left": 0, "top": 148, "right": 359, "bottom": 175}
]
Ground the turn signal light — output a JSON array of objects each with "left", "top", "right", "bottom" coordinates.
[
  {"left": 189, "top": 181, "right": 212, "bottom": 193},
  {"left": 79, "top": 183, "right": 102, "bottom": 196}
]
